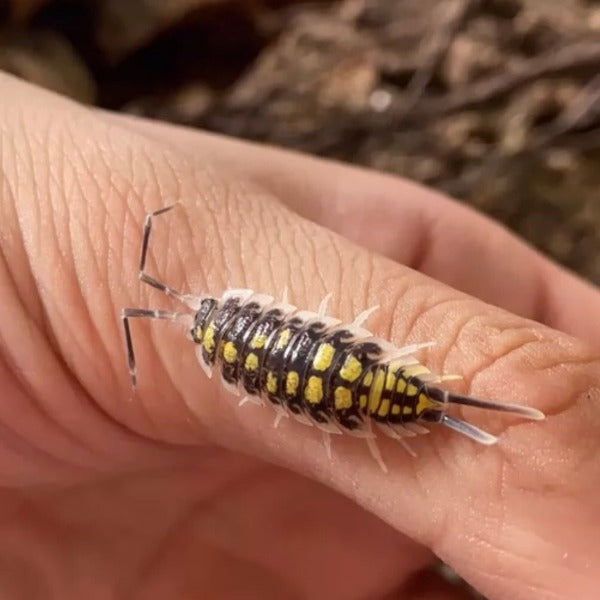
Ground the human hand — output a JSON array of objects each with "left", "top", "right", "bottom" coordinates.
[{"left": 1, "top": 74, "right": 599, "bottom": 599}]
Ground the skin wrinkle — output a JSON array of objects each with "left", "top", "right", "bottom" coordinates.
[
  {"left": 68, "top": 208, "right": 117, "bottom": 390},
  {"left": 288, "top": 217, "right": 312, "bottom": 304},
  {"left": 311, "top": 222, "right": 341, "bottom": 298},
  {"left": 197, "top": 176, "right": 238, "bottom": 290},
  {"left": 405, "top": 295, "right": 474, "bottom": 364},
  {"left": 3, "top": 114, "right": 54, "bottom": 336},
  {"left": 2, "top": 127, "right": 142, "bottom": 468},
  {"left": 299, "top": 222, "right": 341, "bottom": 312},
  {"left": 0, "top": 222, "right": 104, "bottom": 466},
  {"left": 454, "top": 320, "right": 541, "bottom": 380},
  {"left": 0, "top": 353, "right": 94, "bottom": 480},
  {"left": 355, "top": 252, "right": 374, "bottom": 320},
  {"left": 210, "top": 171, "right": 251, "bottom": 289},
  {"left": 389, "top": 292, "right": 472, "bottom": 379},
  {"left": 253, "top": 192, "right": 291, "bottom": 300},
  {"left": 235, "top": 188, "right": 267, "bottom": 291},
  {"left": 322, "top": 228, "right": 346, "bottom": 316},
  {"left": 49, "top": 131, "right": 144, "bottom": 450},
  {"left": 268, "top": 199, "right": 296, "bottom": 298},
  {"left": 252, "top": 198, "right": 279, "bottom": 294}
]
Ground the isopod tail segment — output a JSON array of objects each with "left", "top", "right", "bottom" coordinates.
[
  {"left": 121, "top": 204, "right": 198, "bottom": 387},
  {"left": 421, "top": 386, "right": 545, "bottom": 445}
]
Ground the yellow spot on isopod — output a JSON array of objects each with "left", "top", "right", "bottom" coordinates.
[
  {"left": 313, "top": 343, "right": 335, "bottom": 371},
  {"left": 403, "top": 405, "right": 413, "bottom": 415},
  {"left": 244, "top": 353, "right": 259, "bottom": 371},
  {"left": 334, "top": 386, "right": 352, "bottom": 410},
  {"left": 250, "top": 334, "right": 267, "bottom": 349},
  {"left": 368, "top": 370, "right": 385, "bottom": 413},
  {"left": 266, "top": 372, "right": 277, "bottom": 394},
  {"left": 362, "top": 371, "right": 373, "bottom": 387},
  {"left": 391, "top": 404, "right": 401, "bottom": 415},
  {"left": 276, "top": 329, "right": 291, "bottom": 349},
  {"left": 223, "top": 342, "right": 238, "bottom": 364},
  {"left": 397, "top": 378, "right": 418, "bottom": 396},
  {"left": 193, "top": 325, "right": 202, "bottom": 340},
  {"left": 202, "top": 323, "right": 215, "bottom": 353},
  {"left": 286, "top": 371, "right": 299, "bottom": 395},
  {"left": 416, "top": 393, "right": 435, "bottom": 415},
  {"left": 359, "top": 394, "right": 368, "bottom": 409},
  {"left": 377, "top": 398, "right": 390, "bottom": 417},
  {"left": 339, "top": 356, "right": 362, "bottom": 382},
  {"left": 385, "top": 371, "right": 396, "bottom": 391},
  {"left": 305, "top": 376, "right": 323, "bottom": 404}
]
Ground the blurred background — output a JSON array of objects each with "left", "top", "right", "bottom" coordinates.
[{"left": 0, "top": 0, "right": 599, "bottom": 283}]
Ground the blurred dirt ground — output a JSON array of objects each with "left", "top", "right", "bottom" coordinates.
[{"left": 1, "top": 0, "right": 599, "bottom": 287}]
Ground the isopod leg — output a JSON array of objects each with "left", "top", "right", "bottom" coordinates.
[
  {"left": 365, "top": 436, "right": 388, "bottom": 473},
  {"left": 322, "top": 431, "right": 333, "bottom": 460},
  {"left": 352, "top": 305, "right": 379, "bottom": 328},
  {"left": 364, "top": 417, "right": 388, "bottom": 473},
  {"left": 376, "top": 423, "right": 418, "bottom": 458},
  {"left": 317, "top": 293, "right": 333, "bottom": 317},
  {"left": 239, "top": 395, "right": 265, "bottom": 407},
  {"left": 121, "top": 308, "right": 191, "bottom": 387},
  {"left": 273, "top": 407, "right": 289, "bottom": 428},
  {"left": 137, "top": 204, "right": 202, "bottom": 311}
]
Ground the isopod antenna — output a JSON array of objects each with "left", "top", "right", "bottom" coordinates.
[{"left": 424, "top": 386, "right": 545, "bottom": 445}]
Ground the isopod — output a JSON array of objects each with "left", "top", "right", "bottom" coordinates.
[{"left": 122, "top": 206, "right": 544, "bottom": 471}]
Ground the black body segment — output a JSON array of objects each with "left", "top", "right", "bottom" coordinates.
[
  {"left": 330, "top": 340, "right": 383, "bottom": 430},
  {"left": 218, "top": 300, "right": 263, "bottom": 385},
  {"left": 302, "top": 328, "right": 356, "bottom": 425},
  {"left": 239, "top": 306, "right": 287, "bottom": 397},
  {"left": 261, "top": 315, "right": 305, "bottom": 405},
  {"left": 280, "top": 318, "right": 330, "bottom": 416}
]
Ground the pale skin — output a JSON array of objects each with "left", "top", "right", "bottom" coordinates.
[{"left": 1, "top": 73, "right": 600, "bottom": 600}]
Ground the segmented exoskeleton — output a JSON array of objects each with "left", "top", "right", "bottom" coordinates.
[{"left": 122, "top": 206, "right": 544, "bottom": 471}]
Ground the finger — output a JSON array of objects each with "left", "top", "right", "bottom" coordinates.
[
  {"left": 3, "top": 76, "right": 600, "bottom": 599},
  {"left": 110, "top": 112, "right": 600, "bottom": 348}
]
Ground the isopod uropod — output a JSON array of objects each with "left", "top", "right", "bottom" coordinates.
[{"left": 121, "top": 206, "right": 544, "bottom": 472}]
